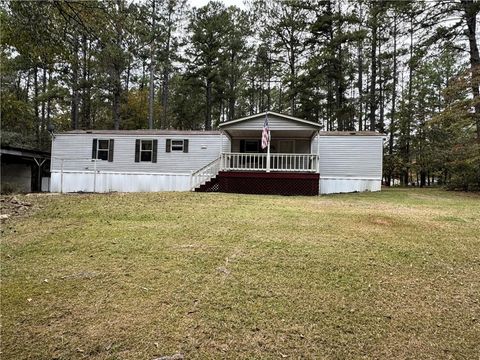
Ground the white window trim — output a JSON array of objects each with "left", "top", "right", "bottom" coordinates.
[
  {"left": 140, "top": 139, "right": 154, "bottom": 162},
  {"left": 170, "top": 139, "right": 185, "bottom": 152},
  {"left": 96, "top": 139, "right": 110, "bottom": 161}
]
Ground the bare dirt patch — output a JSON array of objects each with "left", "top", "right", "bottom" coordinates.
[{"left": 0, "top": 196, "right": 36, "bottom": 221}]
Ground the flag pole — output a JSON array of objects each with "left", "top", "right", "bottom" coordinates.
[
  {"left": 266, "top": 118, "right": 271, "bottom": 172},
  {"left": 262, "top": 113, "right": 270, "bottom": 172}
]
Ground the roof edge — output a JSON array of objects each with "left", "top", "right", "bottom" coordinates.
[
  {"left": 318, "top": 131, "right": 386, "bottom": 136},
  {"left": 219, "top": 111, "right": 322, "bottom": 128},
  {"left": 58, "top": 129, "right": 222, "bottom": 136}
]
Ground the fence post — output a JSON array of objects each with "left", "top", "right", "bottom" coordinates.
[
  {"left": 93, "top": 159, "right": 97, "bottom": 193},
  {"left": 60, "top": 159, "right": 64, "bottom": 193}
]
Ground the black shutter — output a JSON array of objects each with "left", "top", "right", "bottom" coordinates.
[
  {"left": 108, "top": 139, "right": 114, "bottom": 162},
  {"left": 183, "top": 139, "right": 189, "bottom": 153},
  {"left": 92, "top": 139, "right": 97, "bottom": 159},
  {"left": 135, "top": 139, "right": 140, "bottom": 162},
  {"left": 240, "top": 139, "right": 245, "bottom": 153},
  {"left": 166, "top": 139, "right": 171, "bottom": 152},
  {"left": 152, "top": 139, "right": 158, "bottom": 163}
]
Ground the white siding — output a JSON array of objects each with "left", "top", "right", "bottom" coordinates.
[
  {"left": 315, "top": 135, "right": 384, "bottom": 194},
  {"left": 317, "top": 136, "right": 383, "bottom": 179},
  {"left": 51, "top": 133, "right": 230, "bottom": 174}
]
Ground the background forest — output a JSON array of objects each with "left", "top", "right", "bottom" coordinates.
[{"left": 1, "top": 0, "right": 479, "bottom": 190}]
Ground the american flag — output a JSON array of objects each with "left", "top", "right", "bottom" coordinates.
[{"left": 261, "top": 115, "right": 270, "bottom": 150}]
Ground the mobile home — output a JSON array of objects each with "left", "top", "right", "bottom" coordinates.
[{"left": 50, "top": 112, "right": 385, "bottom": 195}]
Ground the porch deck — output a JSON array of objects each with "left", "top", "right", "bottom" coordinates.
[{"left": 193, "top": 152, "right": 320, "bottom": 195}]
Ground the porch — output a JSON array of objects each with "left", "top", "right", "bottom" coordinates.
[
  {"left": 193, "top": 111, "right": 322, "bottom": 195},
  {"left": 193, "top": 153, "right": 320, "bottom": 195}
]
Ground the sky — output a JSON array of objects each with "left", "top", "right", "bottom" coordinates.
[{"left": 188, "top": 0, "right": 245, "bottom": 9}]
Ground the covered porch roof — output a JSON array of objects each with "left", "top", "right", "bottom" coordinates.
[{"left": 219, "top": 111, "right": 320, "bottom": 139}]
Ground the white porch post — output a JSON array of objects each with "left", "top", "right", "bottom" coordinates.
[
  {"left": 266, "top": 136, "right": 271, "bottom": 173},
  {"left": 317, "top": 131, "right": 320, "bottom": 173}
]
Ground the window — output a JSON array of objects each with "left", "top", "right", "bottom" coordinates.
[
  {"left": 239, "top": 139, "right": 260, "bottom": 153},
  {"left": 166, "top": 139, "right": 189, "bottom": 153},
  {"left": 141, "top": 140, "right": 153, "bottom": 162},
  {"left": 92, "top": 139, "right": 114, "bottom": 162},
  {"left": 97, "top": 140, "right": 110, "bottom": 160},
  {"left": 171, "top": 140, "right": 184, "bottom": 151},
  {"left": 135, "top": 139, "right": 157, "bottom": 163}
]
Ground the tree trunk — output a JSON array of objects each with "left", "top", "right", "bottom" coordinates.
[
  {"left": 404, "top": 16, "right": 414, "bottom": 186},
  {"left": 420, "top": 170, "right": 426, "bottom": 187},
  {"left": 162, "top": 7, "right": 173, "bottom": 128},
  {"left": 388, "top": 12, "right": 398, "bottom": 186},
  {"left": 81, "top": 34, "right": 91, "bottom": 129},
  {"left": 141, "top": 59, "right": 146, "bottom": 91},
  {"left": 25, "top": 70, "right": 31, "bottom": 103},
  {"left": 34, "top": 66, "right": 40, "bottom": 146},
  {"left": 46, "top": 69, "right": 52, "bottom": 130},
  {"left": 369, "top": 4, "right": 377, "bottom": 132},
  {"left": 228, "top": 50, "right": 236, "bottom": 121},
  {"left": 267, "top": 52, "right": 272, "bottom": 111},
  {"left": 289, "top": 39, "right": 296, "bottom": 116},
  {"left": 378, "top": 30, "right": 384, "bottom": 134},
  {"left": 112, "top": 0, "right": 123, "bottom": 130},
  {"left": 148, "top": 0, "right": 156, "bottom": 130},
  {"left": 71, "top": 36, "right": 79, "bottom": 130},
  {"left": 335, "top": 0, "right": 345, "bottom": 131},
  {"left": 461, "top": 0, "right": 480, "bottom": 142},
  {"left": 41, "top": 67, "right": 47, "bottom": 145},
  {"left": 205, "top": 78, "right": 212, "bottom": 130},
  {"left": 357, "top": 27, "right": 363, "bottom": 131}
]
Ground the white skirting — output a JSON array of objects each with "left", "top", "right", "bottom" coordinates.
[
  {"left": 50, "top": 172, "right": 381, "bottom": 195},
  {"left": 319, "top": 177, "right": 381, "bottom": 194},
  {"left": 50, "top": 171, "right": 192, "bottom": 193}
]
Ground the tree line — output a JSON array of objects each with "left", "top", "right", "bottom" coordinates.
[{"left": 1, "top": 0, "right": 479, "bottom": 190}]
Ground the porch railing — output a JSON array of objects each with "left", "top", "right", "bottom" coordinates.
[
  {"left": 220, "top": 152, "right": 319, "bottom": 173},
  {"left": 191, "top": 156, "right": 221, "bottom": 190}
]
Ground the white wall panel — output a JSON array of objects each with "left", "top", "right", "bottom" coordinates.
[
  {"left": 318, "top": 136, "right": 384, "bottom": 179},
  {"left": 51, "top": 133, "right": 229, "bottom": 174},
  {"left": 50, "top": 171, "right": 191, "bottom": 193},
  {"left": 319, "top": 178, "right": 381, "bottom": 194}
]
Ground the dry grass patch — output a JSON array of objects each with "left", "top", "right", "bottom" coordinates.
[{"left": 1, "top": 188, "right": 479, "bottom": 359}]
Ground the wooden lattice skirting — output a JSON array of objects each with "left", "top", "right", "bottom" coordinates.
[{"left": 217, "top": 171, "right": 319, "bottom": 196}]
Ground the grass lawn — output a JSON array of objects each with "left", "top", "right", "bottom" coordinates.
[{"left": 1, "top": 188, "right": 479, "bottom": 359}]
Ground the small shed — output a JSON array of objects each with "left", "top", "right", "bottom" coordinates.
[{"left": 1, "top": 146, "right": 51, "bottom": 193}]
